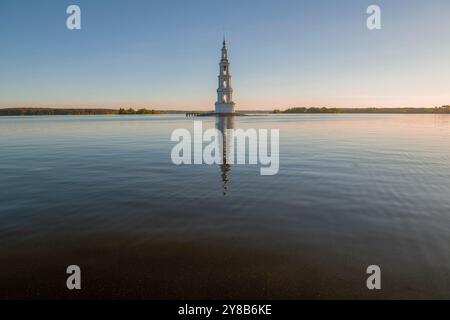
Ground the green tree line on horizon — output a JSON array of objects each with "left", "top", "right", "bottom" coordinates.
[
  {"left": 0, "top": 108, "right": 118, "bottom": 116},
  {"left": 118, "top": 108, "right": 161, "bottom": 115},
  {"left": 0, "top": 108, "right": 163, "bottom": 116},
  {"left": 278, "top": 106, "right": 450, "bottom": 114},
  {"left": 1, "top": 106, "right": 450, "bottom": 116}
]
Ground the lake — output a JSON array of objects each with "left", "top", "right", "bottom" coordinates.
[{"left": 0, "top": 114, "right": 449, "bottom": 299}]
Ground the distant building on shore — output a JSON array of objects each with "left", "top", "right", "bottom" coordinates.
[{"left": 215, "top": 38, "right": 236, "bottom": 114}]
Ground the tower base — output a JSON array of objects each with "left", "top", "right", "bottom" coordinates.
[{"left": 215, "top": 103, "right": 235, "bottom": 114}]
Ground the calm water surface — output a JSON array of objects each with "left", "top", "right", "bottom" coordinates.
[{"left": 1, "top": 114, "right": 449, "bottom": 299}]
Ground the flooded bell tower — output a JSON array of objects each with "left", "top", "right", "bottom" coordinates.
[{"left": 215, "top": 37, "right": 236, "bottom": 114}]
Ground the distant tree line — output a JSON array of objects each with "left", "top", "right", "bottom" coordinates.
[
  {"left": 279, "top": 106, "right": 450, "bottom": 114},
  {"left": 0, "top": 108, "right": 162, "bottom": 116},
  {"left": 2, "top": 106, "right": 450, "bottom": 116},
  {"left": 118, "top": 108, "right": 161, "bottom": 114},
  {"left": 0, "top": 108, "right": 118, "bottom": 116}
]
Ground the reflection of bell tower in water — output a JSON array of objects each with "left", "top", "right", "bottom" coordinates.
[
  {"left": 215, "top": 37, "right": 236, "bottom": 114},
  {"left": 216, "top": 116, "right": 235, "bottom": 196}
]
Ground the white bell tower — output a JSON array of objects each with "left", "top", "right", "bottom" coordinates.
[{"left": 215, "top": 37, "right": 235, "bottom": 114}]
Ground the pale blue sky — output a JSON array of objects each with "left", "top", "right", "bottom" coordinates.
[{"left": 1, "top": 0, "right": 449, "bottom": 110}]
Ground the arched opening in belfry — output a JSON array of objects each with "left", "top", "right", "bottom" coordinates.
[
  {"left": 223, "top": 80, "right": 227, "bottom": 88},
  {"left": 223, "top": 94, "right": 228, "bottom": 103}
]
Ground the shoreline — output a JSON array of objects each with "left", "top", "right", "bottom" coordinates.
[{"left": 1, "top": 106, "right": 450, "bottom": 116}]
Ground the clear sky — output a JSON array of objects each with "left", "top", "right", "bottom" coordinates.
[{"left": 1, "top": 0, "right": 450, "bottom": 110}]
